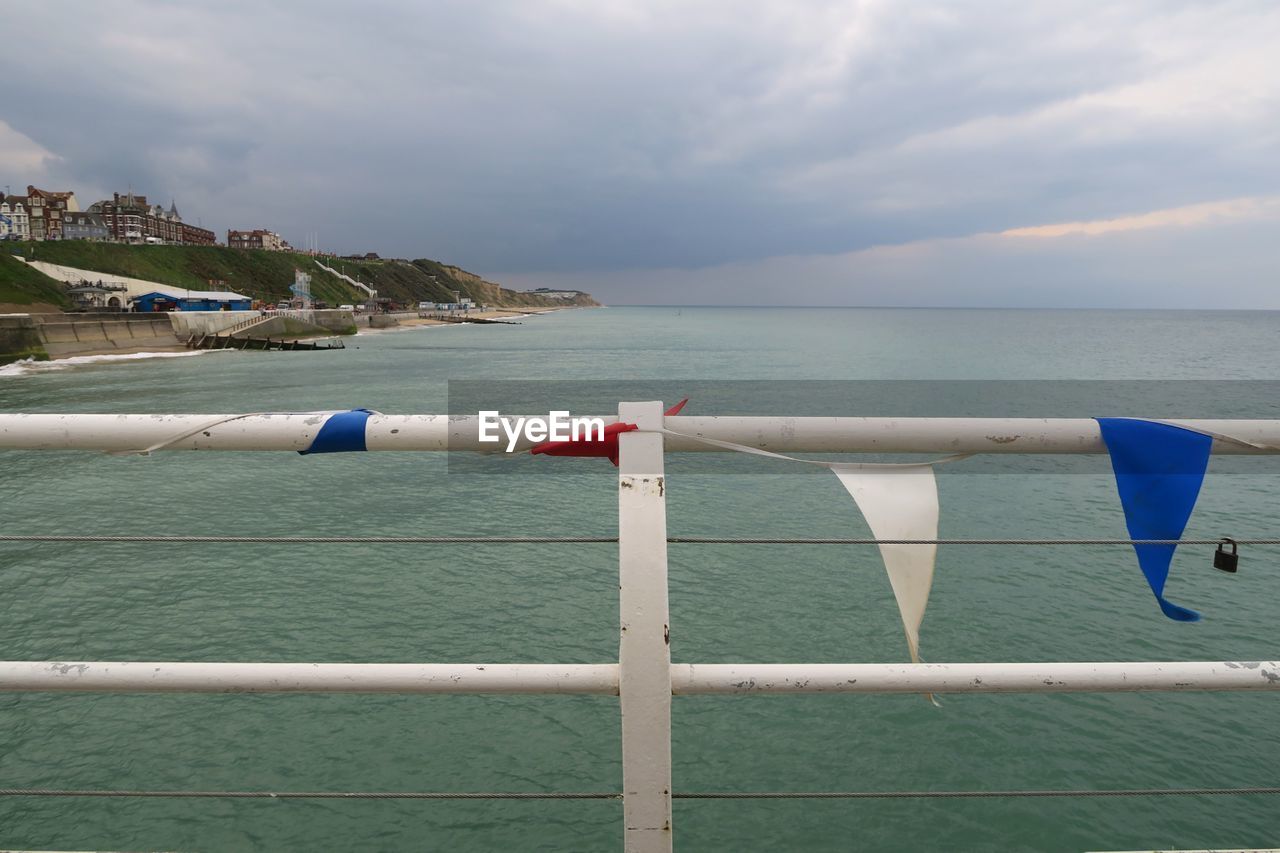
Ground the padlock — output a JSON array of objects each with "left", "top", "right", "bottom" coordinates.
[{"left": 1213, "top": 538, "right": 1238, "bottom": 573}]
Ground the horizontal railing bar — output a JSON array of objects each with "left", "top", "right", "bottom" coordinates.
[
  {"left": 2, "top": 787, "right": 1277, "bottom": 799},
  {"left": 0, "top": 788, "right": 620, "bottom": 799},
  {"left": 671, "top": 662, "right": 1280, "bottom": 694},
  {"left": 674, "top": 537, "right": 1279, "bottom": 545},
  {"left": 3, "top": 414, "right": 1280, "bottom": 454},
  {"left": 3, "top": 662, "right": 1276, "bottom": 695},
  {"left": 674, "top": 788, "right": 1280, "bottom": 799},
  {"left": 3, "top": 535, "right": 1276, "bottom": 545},
  {"left": 0, "top": 663, "right": 619, "bottom": 695},
  {"left": 0, "top": 535, "right": 620, "bottom": 544},
  {"left": 664, "top": 417, "right": 1280, "bottom": 455}
]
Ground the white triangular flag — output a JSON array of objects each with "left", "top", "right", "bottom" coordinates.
[
  {"left": 656, "top": 423, "right": 952, "bottom": 663},
  {"left": 830, "top": 463, "right": 940, "bottom": 663}
]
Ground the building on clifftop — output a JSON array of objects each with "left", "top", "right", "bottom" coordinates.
[
  {"left": 88, "top": 192, "right": 215, "bottom": 245},
  {"left": 227, "top": 229, "right": 286, "bottom": 251},
  {"left": 62, "top": 211, "right": 110, "bottom": 241},
  {"left": 0, "top": 198, "right": 31, "bottom": 240},
  {"left": 14, "top": 186, "right": 79, "bottom": 240}
]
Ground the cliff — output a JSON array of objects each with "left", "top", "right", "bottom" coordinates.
[
  {"left": 0, "top": 253, "right": 69, "bottom": 312},
  {"left": 1, "top": 242, "right": 599, "bottom": 309}
]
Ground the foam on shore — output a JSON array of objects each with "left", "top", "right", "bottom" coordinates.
[
  {"left": 0, "top": 349, "right": 219, "bottom": 378},
  {"left": 354, "top": 323, "right": 450, "bottom": 336},
  {"left": 354, "top": 312, "right": 534, "bottom": 335}
]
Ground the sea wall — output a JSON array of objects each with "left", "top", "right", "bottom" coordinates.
[
  {"left": 225, "top": 310, "right": 358, "bottom": 339},
  {"left": 280, "top": 309, "right": 359, "bottom": 335},
  {"left": 168, "top": 309, "right": 356, "bottom": 338},
  {"left": 367, "top": 311, "right": 418, "bottom": 329},
  {"left": 0, "top": 314, "right": 50, "bottom": 365},
  {"left": 27, "top": 314, "right": 183, "bottom": 359},
  {"left": 167, "top": 311, "right": 261, "bottom": 337},
  {"left": 2, "top": 308, "right": 359, "bottom": 364}
]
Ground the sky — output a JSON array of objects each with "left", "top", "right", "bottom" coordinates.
[{"left": 2, "top": 0, "right": 1278, "bottom": 307}]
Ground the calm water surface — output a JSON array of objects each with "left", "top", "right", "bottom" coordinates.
[{"left": 2, "top": 307, "right": 1279, "bottom": 851}]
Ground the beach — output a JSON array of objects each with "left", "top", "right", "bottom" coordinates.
[{"left": 368, "top": 306, "right": 569, "bottom": 328}]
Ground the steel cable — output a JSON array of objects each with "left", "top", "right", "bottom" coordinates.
[
  {"left": 1, "top": 535, "right": 1277, "bottom": 545},
  {"left": 2, "top": 787, "right": 1278, "bottom": 799}
]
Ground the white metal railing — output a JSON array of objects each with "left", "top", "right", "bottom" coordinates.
[
  {"left": 1, "top": 406, "right": 1279, "bottom": 852},
  {"left": 3, "top": 413, "right": 1280, "bottom": 453},
  {"left": 219, "top": 313, "right": 273, "bottom": 336},
  {"left": 4, "top": 660, "right": 1275, "bottom": 696},
  {"left": 314, "top": 259, "right": 377, "bottom": 298}
]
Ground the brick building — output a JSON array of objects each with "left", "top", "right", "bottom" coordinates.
[
  {"left": 88, "top": 192, "right": 216, "bottom": 245},
  {"left": 11, "top": 186, "right": 79, "bottom": 240}
]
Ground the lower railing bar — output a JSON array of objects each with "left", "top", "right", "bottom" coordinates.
[
  {"left": 4, "top": 535, "right": 1278, "bottom": 545},
  {"left": 0, "top": 535, "right": 620, "bottom": 544},
  {"left": 3, "top": 661, "right": 1277, "bottom": 695},
  {"left": 675, "top": 788, "right": 1280, "bottom": 798},
  {"left": 669, "top": 537, "right": 1280, "bottom": 545},
  {"left": 671, "top": 662, "right": 1280, "bottom": 694},
  {"left": 0, "top": 663, "right": 619, "bottom": 694},
  {"left": 2, "top": 787, "right": 1278, "bottom": 799},
  {"left": 0, "top": 789, "right": 621, "bottom": 799}
]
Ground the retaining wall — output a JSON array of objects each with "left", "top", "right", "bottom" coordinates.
[
  {"left": 281, "top": 309, "right": 359, "bottom": 334},
  {"left": 368, "top": 312, "right": 418, "bottom": 329},
  {"left": 163, "top": 310, "right": 356, "bottom": 338},
  {"left": 0, "top": 315, "right": 50, "bottom": 365},
  {"left": 2, "top": 309, "right": 358, "bottom": 364},
  {"left": 166, "top": 311, "right": 261, "bottom": 337},
  {"left": 225, "top": 310, "right": 358, "bottom": 339},
  {"left": 29, "top": 314, "right": 183, "bottom": 359}
]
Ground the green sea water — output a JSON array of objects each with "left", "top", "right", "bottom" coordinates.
[{"left": 1, "top": 306, "right": 1279, "bottom": 851}]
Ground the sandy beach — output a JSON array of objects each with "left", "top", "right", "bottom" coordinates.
[{"left": 386, "top": 306, "right": 568, "bottom": 325}]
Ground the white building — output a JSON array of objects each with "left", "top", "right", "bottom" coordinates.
[
  {"left": 521, "top": 288, "right": 583, "bottom": 300},
  {"left": 0, "top": 199, "right": 31, "bottom": 241},
  {"left": 227, "top": 229, "right": 286, "bottom": 251}
]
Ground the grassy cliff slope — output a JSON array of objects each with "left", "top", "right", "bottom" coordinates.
[
  {"left": 3, "top": 242, "right": 598, "bottom": 309},
  {"left": 0, "top": 253, "right": 70, "bottom": 310},
  {"left": 327, "top": 257, "right": 599, "bottom": 308}
]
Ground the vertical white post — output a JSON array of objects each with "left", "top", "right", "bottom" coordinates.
[{"left": 617, "top": 401, "right": 673, "bottom": 852}]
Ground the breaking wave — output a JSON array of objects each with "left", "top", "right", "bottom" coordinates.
[{"left": 0, "top": 349, "right": 219, "bottom": 378}]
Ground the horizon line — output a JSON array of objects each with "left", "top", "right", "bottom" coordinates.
[{"left": 596, "top": 304, "right": 1279, "bottom": 311}]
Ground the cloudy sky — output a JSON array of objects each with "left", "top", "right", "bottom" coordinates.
[{"left": 3, "top": 1, "right": 1278, "bottom": 306}]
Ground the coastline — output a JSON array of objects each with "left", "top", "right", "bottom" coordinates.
[
  {"left": 4, "top": 305, "right": 578, "bottom": 367},
  {"left": 355, "top": 305, "right": 572, "bottom": 333},
  {"left": 406, "top": 306, "right": 560, "bottom": 323}
]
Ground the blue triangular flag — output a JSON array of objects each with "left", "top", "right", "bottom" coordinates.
[{"left": 1096, "top": 418, "right": 1212, "bottom": 621}]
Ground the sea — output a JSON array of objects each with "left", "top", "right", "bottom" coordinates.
[{"left": 1, "top": 306, "right": 1279, "bottom": 852}]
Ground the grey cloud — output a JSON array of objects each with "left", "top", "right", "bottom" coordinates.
[
  {"left": 497, "top": 212, "right": 1280, "bottom": 308},
  {"left": 2, "top": 0, "right": 1278, "bottom": 304}
]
